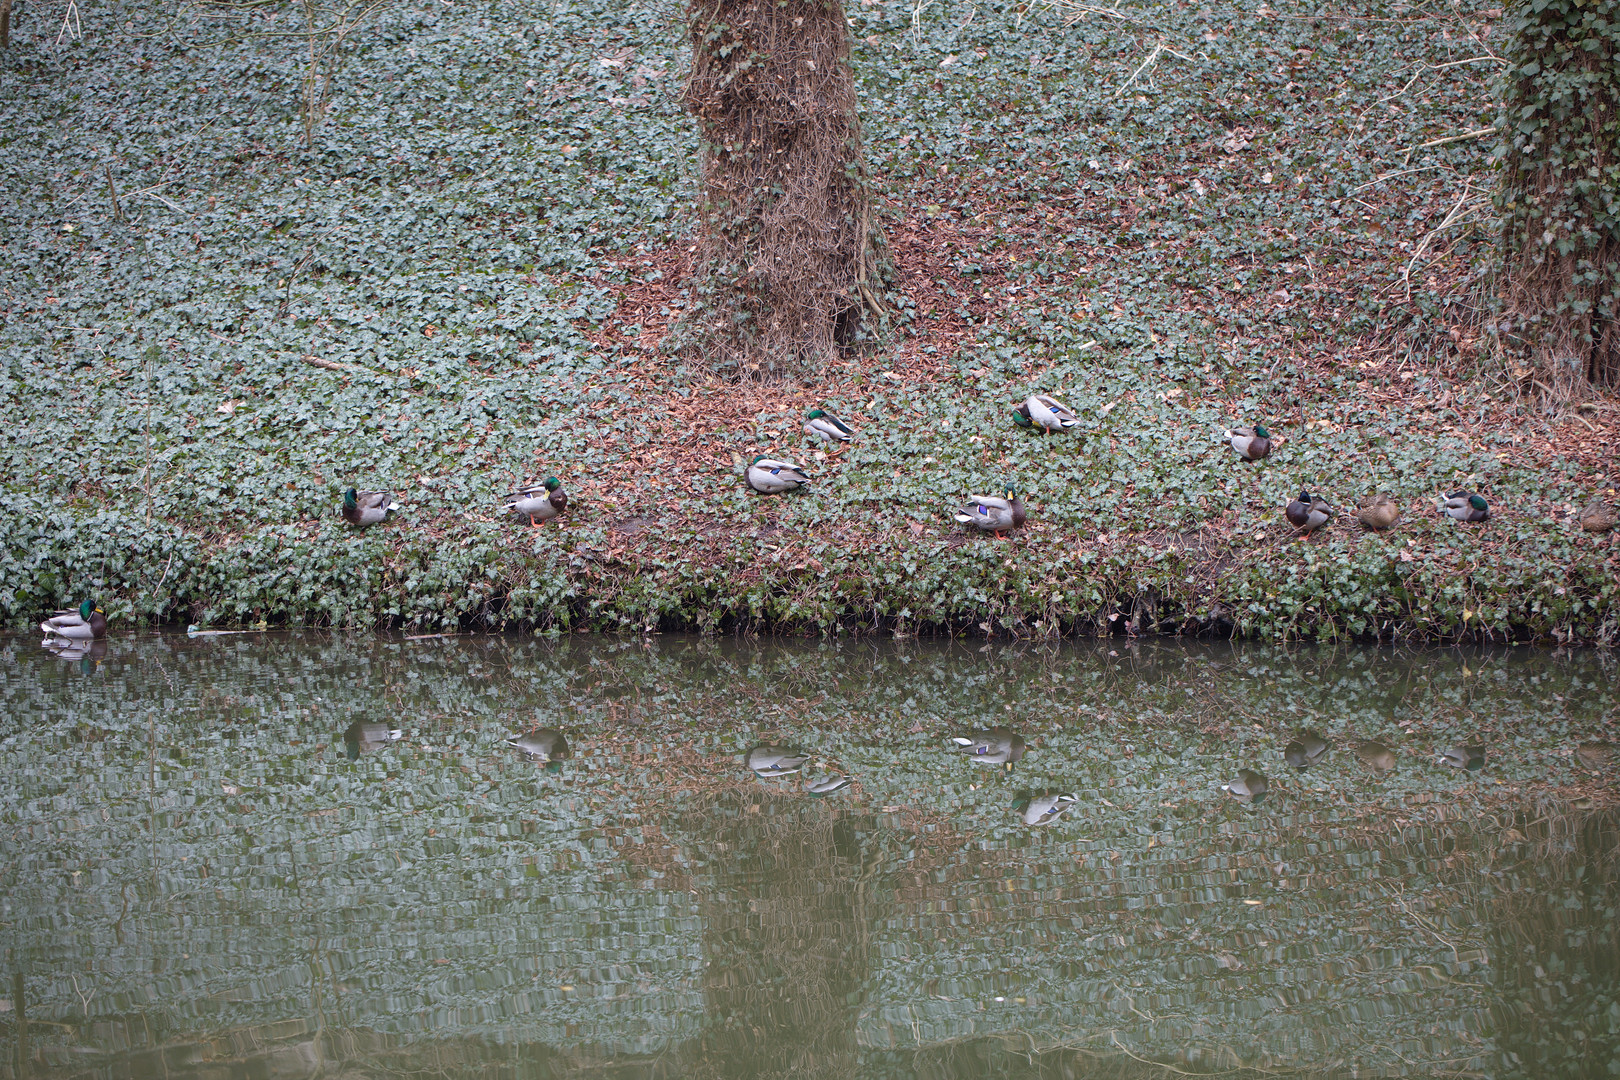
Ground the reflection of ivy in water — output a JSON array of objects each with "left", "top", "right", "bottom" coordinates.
[{"left": 0, "top": 635, "right": 1616, "bottom": 1076}]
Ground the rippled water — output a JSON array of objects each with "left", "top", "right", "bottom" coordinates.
[{"left": 2, "top": 633, "right": 1617, "bottom": 1079}]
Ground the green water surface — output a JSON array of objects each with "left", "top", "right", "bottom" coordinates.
[{"left": 2, "top": 634, "right": 1616, "bottom": 1079}]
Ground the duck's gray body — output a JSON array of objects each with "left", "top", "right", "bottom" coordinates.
[
  {"left": 1024, "top": 394, "right": 1080, "bottom": 434},
  {"left": 1285, "top": 492, "right": 1332, "bottom": 533},
  {"left": 1224, "top": 425, "right": 1271, "bottom": 461},
  {"left": 1223, "top": 769, "right": 1269, "bottom": 804},
  {"left": 40, "top": 602, "right": 106, "bottom": 641},
  {"left": 1440, "top": 492, "right": 1490, "bottom": 522},
  {"left": 1355, "top": 740, "right": 1396, "bottom": 774},
  {"left": 954, "top": 495, "right": 1026, "bottom": 534},
  {"left": 1436, "top": 744, "right": 1484, "bottom": 770},
  {"left": 746, "top": 458, "right": 810, "bottom": 494},
  {"left": 745, "top": 745, "right": 808, "bottom": 777},
  {"left": 507, "top": 728, "right": 570, "bottom": 763},
  {"left": 1017, "top": 792, "right": 1077, "bottom": 826},
  {"left": 1284, "top": 732, "right": 1329, "bottom": 770},
  {"left": 343, "top": 489, "right": 400, "bottom": 527},
  {"left": 805, "top": 773, "right": 853, "bottom": 795},
  {"left": 803, "top": 411, "right": 853, "bottom": 445},
  {"left": 505, "top": 480, "right": 567, "bottom": 524},
  {"left": 951, "top": 728, "right": 1027, "bottom": 767},
  {"left": 344, "top": 720, "right": 404, "bottom": 759}
]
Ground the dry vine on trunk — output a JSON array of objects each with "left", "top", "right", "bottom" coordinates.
[
  {"left": 1495, "top": 0, "right": 1620, "bottom": 396},
  {"left": 680, "top": 0, "right": 892, "bottom": 380}
]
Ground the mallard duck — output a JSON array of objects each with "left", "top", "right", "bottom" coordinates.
[
  {"left": 342, "top": 488, "right": 399, "bottom": 527},
  {"left": 1355, "top": 494, "right": 1401, "bottom": 530},
  {"left": 744, "top": 744, "right": 808, "bottom": 777},
  {"left": 954, "top": 487, "right": 1026, "bottom": 539},
  {"left": 344, "top": 720, "right": 404, "bottom": 760},
  {"left": 505, "top": 477, "right": 567, "bottom": 526},
  {"left": 1012, "top": 402, "right": 1036, "bottom": 430},
  {"left": 950, "top": 728, "right": 1027, "bottom": 767},
  {"left": 1575, "top": 741, "right": 1613, "bottom": 770},
  {"left": 1023, "top": 394, "right": 1081, "bottom": 435},
  {"left": 1285, "top": 490, "right": 1332, "bottom": 534},
  {"left": 1436, "top": 743, "right": 1485, "bottom": 770},
  {"left": 746, "top": 457, "right": 810, "bottom": 494},
  {"left": 507, "top": 728, "right": 570, "bottom": 766},
  {"left": 1283, "top": 732, "right": 1330, "bottom": 770},
  {"left": 1223, "top": 769, "right": 1269, "bottom": 804},
  {"left": 1223, "top": 425, "right": 1272, "bottom": 461},
  {"left": 805, "top": 773, "right": 853, "bottom": 796},
  {"left": 1014, "top": 791, "right": 1077, "bottom": 826},
  {"left": 1579, "top": 496, "right": 1617, "bottom": 533},
  {"left": 40, "top": 600, "right": 107, "bottom": 641},
  {"left": 1439, "top": 491, "right": 1489, "bottom": 522},
  {"left": 803, "top": 409, "right": 853, "bottom": 448},
  {"left": 1354, "top": 740, "right": 1397, "bottom": 774}
]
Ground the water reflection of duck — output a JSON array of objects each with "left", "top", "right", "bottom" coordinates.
[
  {"left": 507, "top": 728, "right": 569, "bottom": 769},
  {"left": 1223, "top": 769, "right": 1269, "bottom": 804},
  {"left": 1436, "top": 743, "right": 1485, "bottom": 771},
  {"left": 1014, "top": 791, "right": 1077, "bottom": 826},
  {"left": 744, "top": 745, "right": 808, "bottom": 778},
  {"left": 950, "top": 727, "right": 1026, "bottom": 769},
  {"left": 1283, "top": 732, "right": 1330, "bottom": 770},
  {"left": 344, "top": 721, "right": 404, "bottom": 760},
  {"left": 1575, "top": 742, "right": 1613, "bottom": 770},
  {"left": 805, "top": 773, "right": 852, "bottom": 796},
  {"left": 43, "top": 637, "right": 108, "bottom": 671},
  {"left": 1354, "top": 740, "right": 1397, "bottom": 774}
]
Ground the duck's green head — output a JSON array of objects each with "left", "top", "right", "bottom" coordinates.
[
  {"left": 1468, "top": 494, "right": 1487, "bottom": 512},
  {"left": 1254, "top": 424, "right": 1270, "bottom": 439},
  {"left": 807, "top": 409, "right": 827, "bottom": 420},
  {"left": 750, "top": 455, "right": 768, "bottom": 465},
  {"left": 1011, "top": 408, "right": 1034, "bottom": 428},
  {"left": 544, "top": 761, "right": 564, "bottom": 775},
  {"left": 79, "top": 599, "right": 96, "bottom": 620},
  {"left": 1298, "top": 488, "right": 1311, "bottom": 502},
  {"left": 544, "top": 476, "right": 561, "bottom": 492},
  {"left": 1002, "top": 485, "right": 1021, "bottom": 501},
  {"left": 342, "top": 488, "right": 359, "bottom": 511}
]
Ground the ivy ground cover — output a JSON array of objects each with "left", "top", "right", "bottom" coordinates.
[{"left": 1, "top": 0, "right": 1616, "bottom": 639}]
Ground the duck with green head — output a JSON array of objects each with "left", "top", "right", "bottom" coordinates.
[
  {"left": 40, "top": 600, "right": 107, "bottom": 641},
  {"left": 954, "top": 485, "right": 1026, "bottom": 539},
  {"left": 1224, "top": 425, "right": 1272, "bottom": 461},
  {"left": 1439, "top": 491, "right": 1490, "bottom": 522},
  {"left": 1285, "top": 490, "right": 1332, "bottom": 535},
  {"left": 803, "top": 409, "right": 854, "bottom": 450},
  {"left": 505, "top": 477, "right": 567, "bottom": 526},
  {"left": 342, "top": 488, "right": 399, "bottom": 527}
]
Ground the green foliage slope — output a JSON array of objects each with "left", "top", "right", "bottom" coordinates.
[{"left": 0, "top": 0, "right": 1615, "bottom": 639}]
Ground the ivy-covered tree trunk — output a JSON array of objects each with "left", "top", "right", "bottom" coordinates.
[
  {"left": 1495, "top": 0, "right": 1620, "bottom": 393},
  {"left": 681, "top": 0, "right": 891, "bottom": 380}
]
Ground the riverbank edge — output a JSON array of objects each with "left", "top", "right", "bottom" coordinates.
[{"left": 9, "top": 501, "right": 1618, "bottom": 643}]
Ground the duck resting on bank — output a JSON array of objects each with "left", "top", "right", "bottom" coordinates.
[
  {"left": 40, "top": 600, "right": 107, "bottom": 641},
  {"left": 954, "top": 487, "right": 1026, "bottom": 539},
  {"left": 342, "top": 488, "right": 400, "bottom": 528},
  {"left": 505, "top": 477, "right": 568, "bottom": 526}
]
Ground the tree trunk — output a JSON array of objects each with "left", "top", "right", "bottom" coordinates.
[
  {"left": 681, "top": 0, "right": 891, "bottom": 380},
  {"left": 1495, "top": 0, "right": 1620, "bottom": 395}
]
